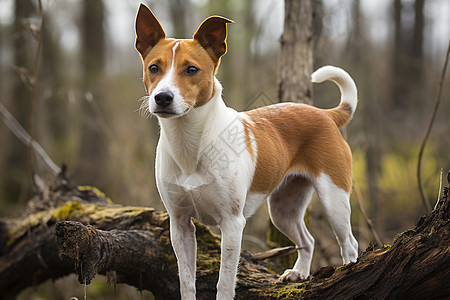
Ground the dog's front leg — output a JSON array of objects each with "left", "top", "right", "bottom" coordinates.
[
  {"left": 170, "top": 214, "right": 197, "bottom": 300},
  {"left": 217, "top": 216, "right": 246, "bottom": 300}
]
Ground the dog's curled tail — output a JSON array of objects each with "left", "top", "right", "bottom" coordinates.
[{"left": 311, "top": 66, "right": 358, "bottom": 127}]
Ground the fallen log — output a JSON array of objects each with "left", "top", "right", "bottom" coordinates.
[{"left": 0, "top": 174, "right": 449, "bottom": 299}]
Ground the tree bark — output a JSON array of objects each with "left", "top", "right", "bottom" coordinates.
[
  {"left": 1, "top": 174, "right": 449, "bottom": 299},
  {"left": 278, "top": 0, "right": 319, "bottom": 104},
  {"left": 168, "top": 0, "right": 189, "bottom": 38},
  {"left": 77, "top": 0, "right": 106, "bottom": 184},
  {"left": 391, "top": 0, "right": 425, "bottom": 114},
  {"left": 3, "top": 0, "right": 35, "bottom": 207}
]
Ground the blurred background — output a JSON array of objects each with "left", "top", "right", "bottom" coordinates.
[{"left": 0, "top": 0, "right": 449, "bottom": 299}]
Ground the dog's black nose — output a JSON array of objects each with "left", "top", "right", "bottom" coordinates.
[{"left": 155, "top": 91, "right": 174, "bottom": 108}]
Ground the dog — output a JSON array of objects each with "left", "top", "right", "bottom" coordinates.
[{"left": 135, "top": 4, "right": 358, "bottom": 299}]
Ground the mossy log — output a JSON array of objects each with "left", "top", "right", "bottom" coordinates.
[{"left": 0, "top": 175, "right": 449, "bottom": 299}]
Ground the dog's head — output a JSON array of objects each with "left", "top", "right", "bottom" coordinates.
[{"left": 135, "top": 4, "right": 232, "bottom": 118}]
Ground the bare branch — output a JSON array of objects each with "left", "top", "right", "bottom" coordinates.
[
  {"left": 353, "top": 176, "right": 383, "bottom": 246},
  {"left": 0, "top": 102, "right": 60, "bottom": 175},
  {"left": 417, "top": 40, "right": 450, "bottom": 213}
]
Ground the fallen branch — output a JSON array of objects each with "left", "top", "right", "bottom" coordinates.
[{"left": 1, "top": 173, "right": 449, "bottom": 299}]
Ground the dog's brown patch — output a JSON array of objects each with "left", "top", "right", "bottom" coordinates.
[
  {"left": 245, "top": 103, "right": 352, "bottom": 193},
  {"left": 242, "top": 118, "right": 255, "bottom": 162}
]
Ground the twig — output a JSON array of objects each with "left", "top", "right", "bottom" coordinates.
[
  {"left": 0, "top": 102, "right": 60, "bottom": 175},
  {"left": 417, "top": 40, "right": 450, "bottom": 213},
  {"left": 85, "top": 92, "right": 113, "bottom": 139},
  {"left": 353, "top": 176, "right": 383, "bottom": 246},
  {"left": 434, "top": 168, "right": 444, "bottom": 210},
  {"left": 251, "top": 246, "right": 303, "bottom": 261},
  {"left": 344, "top": 128, "right": 383, "bottom": 245},
  {"left": 28, "top": 0, "right": 44, "bottom": 183}
]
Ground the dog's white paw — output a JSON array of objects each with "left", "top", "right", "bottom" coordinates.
[{"left": 278, "top": 269, "right": 307, "bottom": 282}]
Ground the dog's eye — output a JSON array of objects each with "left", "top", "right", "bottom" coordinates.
[
  {"left": 149, "top": 64, "right": 159, "bottom": 74},
  {"left": 186, "top": 66, "right": 199, "bottom": 76}
]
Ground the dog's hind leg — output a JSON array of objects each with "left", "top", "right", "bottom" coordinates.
[
  {"left": 313, "top": 173, "right": 358, "bottom": 264},
  {"left": 268, "top": 175, "right": 315, "bottom": 282}
]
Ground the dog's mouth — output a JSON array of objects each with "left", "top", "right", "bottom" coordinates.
[
  {"left": 153, "top": 107, "right": 191, "bottom": 118},
  {"left": 154, "top": 110, "right": 177, "bottom": 115},
  {"left": 153, "top": 110, "right": 179, "bottom": 119}
]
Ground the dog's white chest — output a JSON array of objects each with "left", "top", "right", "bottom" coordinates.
[
  {"left": 156, "top": 139, "right": 256, "bottom": 225},
  {"left": 162, "top": 171, "right": 227, "bottom": 225}
]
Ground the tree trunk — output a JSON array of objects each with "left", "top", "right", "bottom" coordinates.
[
  {"left": 168, "top": 0, "right": 189, "bottom": 38},
  {"left": 413, "top": 0, "right": 424, "bottom": 60},
  {"left": 1, "top": 172, "right": 449, "bottom": 299},
  {"left": 278, "top": 0, "right": 318, "bottom": 104},
  {"left": 77, "top": 0, "right": 106, "bottom": 184},
  {"left": 391, "top": 0, "right": 425, "bottom": 117},
  {"left": 3, "top": 0, "right": 35, "bottom": 207},
  {"left": 41, "top": 16, "right": 67, "bottom": 151}
]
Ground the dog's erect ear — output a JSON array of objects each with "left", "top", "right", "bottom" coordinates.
[
  {"left": 193, "top": 16, "right": 233, "bottom": 60},
  {"left": 135, "top": 4, "right": 166, "bottom": 56}
]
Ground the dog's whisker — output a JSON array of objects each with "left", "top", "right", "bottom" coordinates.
[
  {"left": 136, "top": 95, "right": 153, "bottom": 119},
  {"left": 184, "top": 104, "right": 196, "bottom": 114}
]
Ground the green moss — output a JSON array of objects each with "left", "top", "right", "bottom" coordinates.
[
  {"left": 158, "top": 220, "right": 222, "bottom": 277},
  {"left": 53, "top": 201, "right": 83, "bottom": 220},
  {"left": 193, "top": 220, "right": 221, "bottom": 253},
  {"left": 335, "top": 265, "right": 344, "bottom": 271},
  {"left": 428, "top": 226, "right": 436, "bottom": 236},
  {"left": 197, "top": 253, "right": 220, "bottom": 276},
  {"left": 159, "top": 235, "right": 178, "bottom": 273},
  {"left": 273, "top": 284, "right": 306, "bottom": 299},
  {"left": 382, "top": 243, "right": 392, "bottom": 249},
  {"left": 77, "top": 185, "right": 113, "bottom": 203},
  {"left": 192, "top": 220, "right": 222, "bottom": 276},
  {"left": 86, "top": 205, "right": 148, "bottom": 220},
  {"left": 6, "top": 235, "right": 15, "bottom": 247},
  {"left": 394, "top": 229, "right": 416, "bottom": 244},
  {"left": 159, "top": 235, "right": 171, "bottom": 248}
]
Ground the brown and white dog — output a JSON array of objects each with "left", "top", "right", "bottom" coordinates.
[{"left": 135, "top": 4, "right": 358, "bottom": 299}]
